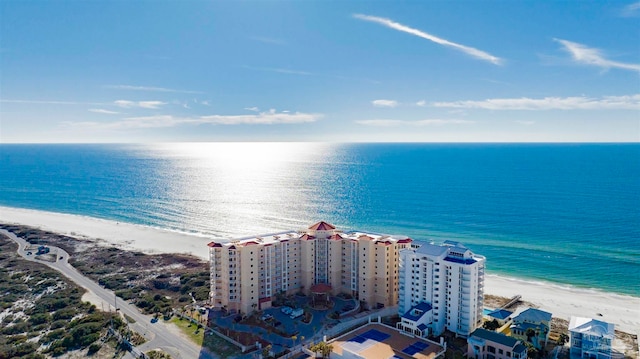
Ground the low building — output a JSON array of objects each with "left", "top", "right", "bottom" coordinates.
[
  {"left": 568, "top": 317, "right": 615, "bottom": 359},
  {"left": 467, "top": 328, "right": 528, "bottom": 359},
  {"left": 398, "top": 302, "right": 433, "bottom": 337},
  {"left": 510, "top": 308, "right": 552, "bottom": 350},
  {"left": 486, "top": 309, "right": 513, "bottom": 326},
  {"left": 329, "top": 322, "right": 445, "bottom": 359}
]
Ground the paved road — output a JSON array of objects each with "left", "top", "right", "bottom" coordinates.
[{"left": 1, "top": 229, "right": 215, "bottom": 359}]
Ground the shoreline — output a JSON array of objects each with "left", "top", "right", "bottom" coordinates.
[{"left": 1, "top": 205, "right": 638, "bottom": 334}]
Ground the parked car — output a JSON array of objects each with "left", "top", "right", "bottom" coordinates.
[
  {"left": 260, "top": 313, "right": 273, "bottom": 321},
  {"left": 290, "top": 308, "right": 304, "bottom": 319},
  {"left": 281, "top": 306, "right": 293, "bottom": 315}
]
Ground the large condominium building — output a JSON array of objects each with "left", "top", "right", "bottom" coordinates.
[
  {"left": 208, "top": 221, "right": 413, "bottom": 315},
  {"left": 397, "top": 241, "right": 485, "bottom": 338}
]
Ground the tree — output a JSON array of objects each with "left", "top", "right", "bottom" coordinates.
[
  {"left": 525, "top": 328, "right": 536, "bottom": 343},
  {"left": 483, "top": 319, "right": 500, "bottom": 331},
  {"left": 261, "top": 344, "right": 272, "bottom": 359},
  {"left": 524, "top": 341, "right": 539, "bottom": 359},
  {"left": 558, "top": 333, "right": 569, "bottom": 345},
  {"left": 310, "top": 341, "right": 334, "bottom": 358}
]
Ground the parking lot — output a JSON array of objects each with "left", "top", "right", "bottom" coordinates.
[{"left": 208, "top": 294, "right": 358, "bottom": 354}]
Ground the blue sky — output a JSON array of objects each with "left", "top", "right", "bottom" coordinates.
[{"left": 1, "top": 1, "right": 638, "bottom": 143}]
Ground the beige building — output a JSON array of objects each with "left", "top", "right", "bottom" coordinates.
[{"left": 208, "top": 221, "right": 412, "bottom": 314}]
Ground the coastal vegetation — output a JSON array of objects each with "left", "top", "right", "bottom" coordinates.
[
  {"left": 0, "top": 224, "right": 210, "bottom": 316},
  {"left": 0, "top": 233, "right": 124, "bottom": 358}
]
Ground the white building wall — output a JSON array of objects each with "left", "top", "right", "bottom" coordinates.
[{"left": 398, "top": 241, "right": 485, "bottom": 337}]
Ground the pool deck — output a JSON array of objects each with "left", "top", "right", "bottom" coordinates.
[{"left": 330, "top": 323, "right": 445, "bottom": 359}]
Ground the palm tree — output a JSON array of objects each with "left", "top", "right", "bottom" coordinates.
[
  {"left": 310, "top": 341, "right": 333, "bottom": 358},
  {"left": 525, "top": 328, "right": 536, "bottom": 343},
  {"left": 261, "top": 344, "right": 272, "bottom": 359}
]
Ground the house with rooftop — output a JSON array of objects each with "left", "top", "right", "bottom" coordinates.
[
  {"left": 485, "top": 309, "right": 513, "bottom": 326},
  {"left": 467, "top": 328, "right": 528, "bottom": 359},
  {"left": 510, "top": 308, "right": 552, "bottom": 350},
  {"left": 399, "top": 302, "right": 433, "bottom": 337},
  {"left": 397, "top": 241, "right": 486, "bottom": 338},
  {"left": 568, "top": 316, "right": 615, "bottom": 359},
  {"left": 208, "top": 221, "right": 412, "bottom": 314}
]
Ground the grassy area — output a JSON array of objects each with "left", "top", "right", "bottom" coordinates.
[
  {"left": 169, "top": 317, "right": 243, "bottom": 358},
  {"left": 169, "top": 317, "right": 204, "bottom": 346}
]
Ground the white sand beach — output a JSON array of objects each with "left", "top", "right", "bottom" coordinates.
[{"left": 1, "top": 205, "right": 639, "bottom": 334}]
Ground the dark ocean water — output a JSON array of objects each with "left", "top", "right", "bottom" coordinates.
[{"left": 1, "top": 143, "right": 638, "bottom": 296}]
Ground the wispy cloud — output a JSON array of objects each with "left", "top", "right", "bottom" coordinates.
[
  {"left": 620, "top": 1, "right": 640, "bottom": 17},
  {"left": 250, "top": 36, "right": 286, "bottom": 45},
  {"left": 106, "top": 85, "right": 203, "bottom": 94},
  {"left": 416, "top": 100, "right": 427, "bottom": 107},
  {"left": 200, "top": 109, "right": 321, "bottom": 125},
  {"left": 356, "top": 119, "right": 474, "bottom": 126},
  {"left": 554, "top": 39, "right": 640, "bottom": 72},
  {"left": 244, "top": 107, "right": 260, "bottom": 112},
  {"left": 89, "top": 108, "right": 120, "bottom": 115},
  {"left": 114, "top": 100, "right": 167, "bottom": 109},
  {"left": 372, "top": 99, "right": 399, "bottom": 108},
  {"left": 353, "top": 14, "right": 503, "bottom": 65},
  {"left": 66, "top": 109, "right": 322, "bottom": 130},
  {"left": 433, "top": 94, "right": 640, "bottom": 110}
]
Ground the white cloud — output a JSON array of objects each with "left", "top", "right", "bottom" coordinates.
[
  {"left": 89, "top": 108, "right": 120, "bottom": 114},
  {"left": 554, "top": 39, "right": 640, "bottom": 72},
  {"left": 416, "top": 100, "right": 426, "bottom": 107},
  {"left": 114, "top": 100, "right": 167, "bottom": 109},
  {"left": 244, "top": 107, "right": 260, "bottom": 112},
  {"left": 353, "top": 14, "right": 503, "bottom": 65},
  {"left": 433, "top": 94, "right": 640, "bottom": 110},
  {"left": 66, "top": 110, "right": 322, "bottom": 130},
  {"left": 200, "top": 109, "right": 321, "bottom": 125},
  {"left": 372, "top": 99, "right": 399, "bottom": 108},
  {"left": 621, "top": 2, "right": 640, "bottom": 16},
  {"left": 356, "top": 119, "right": 474, "bottom": 126},
  {"left": 106, "top": 85, "right": 203, "bottom": 94}
]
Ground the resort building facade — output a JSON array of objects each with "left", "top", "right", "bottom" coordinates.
[
  {"left": 397, "top": 241, "right": 486, "bottom": 338},
  {"left": 467, "top": 328, "right": 528, "bottom": 359},
  {"left": 208, "top": 221, "right": 413, "bottom": 314},
  {"left": 568, "top": 317, "right": 615, "bottom": 359}
]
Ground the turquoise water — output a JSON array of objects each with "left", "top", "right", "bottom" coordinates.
[{"left": 1, "top": 143, "right": 638, "bottom": 296}]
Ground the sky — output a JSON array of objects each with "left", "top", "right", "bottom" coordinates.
[{"left": 0, "top": 1, "right": 639, "bottom": 143}]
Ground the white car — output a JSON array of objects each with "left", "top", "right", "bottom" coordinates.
[{"left": 281, "top": 306, "right": 293, "bottom": 315}]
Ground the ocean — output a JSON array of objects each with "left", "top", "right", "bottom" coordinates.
[{"left": 1, "top": 143, "right": 638, "bottom": 297}]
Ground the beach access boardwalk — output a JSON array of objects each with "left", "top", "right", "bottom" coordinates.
[{"left": 1, "top": 229, "right": 216, "bottom": 359}]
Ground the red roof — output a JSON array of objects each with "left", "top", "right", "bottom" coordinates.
[
  {"left": 397, "top": 238, "right": 413, "bottom": 244},
  {"left": 300, "top": 234, "right": 316, "bottom": 241},
  {"left": 310, "top": 283, "right": 332, "bottom": 293},
  {"left": 308, "top": 221, "right": 336, "bottom": 231},
  {"left": 358, "top": 235, "right": 374, "bottom": 241},
  {"left": 243, "top": 241, "right": 258, "bottom": 246},
  {"left": 208, "top": 241, "right": 222, "bottom": 247},
  {"left": 329, "top": 234, "right": 344, "bottom": 240}
]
